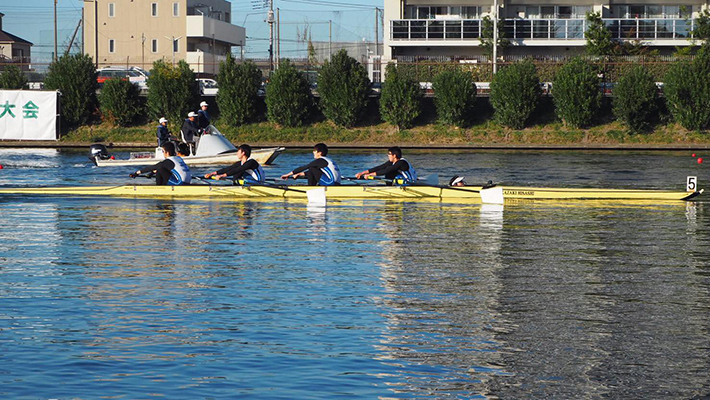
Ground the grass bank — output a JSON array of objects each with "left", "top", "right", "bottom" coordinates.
[{"left": 62, "top": 119, "right": 710, "bottom": 148}]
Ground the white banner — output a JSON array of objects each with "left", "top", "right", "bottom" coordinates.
[{"left": 0, "top": 90, "right": 58, "bottom": 141}]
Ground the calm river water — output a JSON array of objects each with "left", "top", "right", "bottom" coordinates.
[{"left": 0, "top": 148, "right": 709, "bottom": 399}]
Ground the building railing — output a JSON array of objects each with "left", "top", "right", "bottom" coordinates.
[{"left": 391, "top": 18, "right": 696, "bottom": 41}]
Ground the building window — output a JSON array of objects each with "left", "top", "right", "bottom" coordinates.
[
  {"left": 408, "top": 6, "right": 481, "bottom": 19},
  {"left": 151, "top": 3, "right": 158, "bottom": 17},
  {"left": 109, "top": 39, "right": 115, "bottom": 53},
  {"left": 612, "top": 4, "right": 690, "bottom": 18},
  {"left": 108, "top": 3, "right": 115, "bottom": 17},
  {"left": 173, "top": 38, "right": 179, "bottom": 53},
  {"left": 152, "top": 39, "right": 158, "bottom": 53},
  {"left": 173, "top": 3, "right": 179, "bottom": 17}
]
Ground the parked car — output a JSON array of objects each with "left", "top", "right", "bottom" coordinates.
[
  {"left": 197, "top": 78, "right": 218, "bottom": 96},
  {"left": 97, "top": 67, "right": 149, "bottom": 90}
]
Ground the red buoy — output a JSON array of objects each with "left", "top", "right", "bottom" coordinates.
[
  {"left": 692, "top": 153, "right": 696, "bottom": 157},
  {"left": 0, "top": 164, "right": 4, "bottom": 169},
  {"left": 698, "top": 158, "right": 704, "bottom": 164}
]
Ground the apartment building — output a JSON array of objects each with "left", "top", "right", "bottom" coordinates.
[
  {"left": 383, "top": 0, "right": 708, "bottom": 60},
  {"left": 0, "top": 13, "right": 33, "bottom": 70},
  {"left": 83, "top": 0, "right": 245, "bottom": 74}
]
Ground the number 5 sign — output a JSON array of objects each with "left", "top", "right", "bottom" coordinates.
[{"left": 687, "top": 176, "right": 698, "bottom": 192}]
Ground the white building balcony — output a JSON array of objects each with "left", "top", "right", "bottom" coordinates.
[
  {"left": 186, "top": 51, "right": 228, "bottom": 74},
  {"left": 390, "top": 18, "right": 696, "bottom": 46},
  {"left": 186, "top": 15, "right": 245, "bottom": 46}
]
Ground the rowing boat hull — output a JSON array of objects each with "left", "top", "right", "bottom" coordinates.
[
  {"left": 94, "top": 147, "right": 285, "bottom": 167},
  {"left": 0, "top": 184, "right": 700, "bottom": 201}
]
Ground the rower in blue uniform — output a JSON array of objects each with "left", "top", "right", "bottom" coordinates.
[
  {"left": 355, "top": 146, "right": 417, "bottom": 186},
  {"left": 131, "top": 142, "right": 191, "bottom": 185},
  {"left": 204, "top": 144, "right": 265, "bottom": 184},
  {"left": 280, "top": 143, "right": 341, "bottom": 186}
]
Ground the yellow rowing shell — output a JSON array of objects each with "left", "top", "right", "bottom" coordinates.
[{"left": 0, "top": 184, "right": 700, "bottom": 201}]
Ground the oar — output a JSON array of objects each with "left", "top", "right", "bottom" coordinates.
[{"left": 344, "top": 174, "right": 440, "bottom": 186}]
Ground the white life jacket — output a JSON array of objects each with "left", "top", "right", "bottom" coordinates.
[
  {"left": 167, "top": 156, "right": 191, "bottom": 185},
  {"left": 319, "top": 156, "right": 341, "bottom": 185}
]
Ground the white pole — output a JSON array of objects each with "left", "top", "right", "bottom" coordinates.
[{"left": 492, "top": 0, "right": 498, "bottom": 74}]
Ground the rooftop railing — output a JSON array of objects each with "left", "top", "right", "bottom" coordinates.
[{"left": 391, "top": 18, "right": 696, "bottom": 41}]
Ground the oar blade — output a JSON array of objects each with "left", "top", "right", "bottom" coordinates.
[
  {"left": 480, "top": 186, "right": 504, "bottom": 204},
  {"left": 306, "top": 187, "right": 327, "bottom": 206}
]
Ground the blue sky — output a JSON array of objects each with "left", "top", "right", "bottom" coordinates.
[{"left": 0, "top": 0, "right": 383, "bottom": 62}]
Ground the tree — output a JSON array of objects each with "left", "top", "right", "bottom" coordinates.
[
  {"left": 217, "top": 54, "right": 262, "bottom": 126},
  {"left": 379, "top": 63, "right": 422, "bottom": 130},
  {"left": 552, "top": 57, "right": 602, "bottom": 128},
  {"left": 480, "top": 16, "right": 510, "bottom": 58},
  {"left": 146, "top": 59, "right": 200, "bottom": 125},
  {"left": 317, "top": 49, "right": 371, "bottom": 127},
  {"left": 489, "top": 60, "right": 540, "bottom": 129},
  {"left": 692, "top": 9, "right": 710, "bottom": 45},
  {"left": 265, "top": 59, "right": 313, "bottom": 127},
  {"left": 0, "top": 65, "right": 28, "bottom": 89},
  {"left": 664, "top": 46, "right": 710, "bottom": 130},
  {"left": 612, "top": 65, "right": 658, "bottom": 132},
  {"left": 44, "top": 53, "right": 98, "bottom": 126},
  {"left": 432, "top": 69, "right": 476, "bottom": 127},
  {"left": 98, "top": 78, "right": 143, "bottom": 126},
  {"left": 585, "top": 12, "right": 615, "bottom": 56}
]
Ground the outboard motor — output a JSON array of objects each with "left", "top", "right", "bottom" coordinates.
[{"left": 89, "top": 144, "right": 111, "bottom": 162}]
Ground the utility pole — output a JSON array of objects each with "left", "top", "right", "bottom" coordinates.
[
  {"left": 94, "top": 0, "right": 99, "bottom": 68},
  {"left": 267, "top": 0, "right": 274, "bottom": 72},
  {"left": 141, "top": 33, "right": 145, "bottom": 70},
  {"left": 276, "top": 8, "right": 280, "bottom": 68},
  {"left": 165, "top": 35, "right": 183, "bottom": 65},
  {"left": 374, "top": 7, "right": 379, "bottom": 57},
  {"left": 329, "top": 20, "right": 332, "bottom": 60},
  {"left": 492, "top": 0, "right": 498, "bottom": 74},
  {"left": 54, "top": 0, "right": 58, "bottom": 61}
]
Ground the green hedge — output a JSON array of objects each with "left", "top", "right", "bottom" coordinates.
[
  {"left": 553, "top": 57, "right": 602, "bottom": 128},
  {"left": 98, "top": 78, "right": 143, "bottom": 126},
  {"left": 380, "top": 63, "right": 422, "bottom": 129},
  {"left": 0, "top": 65, "right": 27, "bottom": 89},
  {"left": 44, "top": 53, "right": 98, "bottom": 126},
  {"left": 217, "top": 54, "right": 262, "bottom": 126},
  {"left": 318, "top": 49, "right": 370, "bottom": 127},
  {"left": 265, "top": 59, "right": 313, "bottom": 127},
  {"left": 664, "top": 46, "right": 710, "bottom": 130},
  {"left": 489, "top": 59, "right": 540, "bottom": 129},
  {"left": 613, "top": 65, "right": 658, "bottom": 132},
  {"left": 432, "top": 69, "right": 477, "bottom": 127}
]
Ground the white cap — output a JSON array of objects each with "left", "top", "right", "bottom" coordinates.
[
  {"left": 200, "top": 101, "right": 208, "bottom": 107},
  {"left": 449, "top": 175, "right": 465, "bottom": 186},
  {"left": 188, "top": 111, "right": 198, "bottom": 117},
  {"left": 159, "top": 117, "right": 168, "bottom": 123}
]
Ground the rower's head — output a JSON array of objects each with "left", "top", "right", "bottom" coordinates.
[
  {"left": 177, "top": 143, "right": 190, "bottom": 157},
  {"left": 313, "top": 143, "right": 328, "bottom": 158},
  {"left": 162, "top": 142, "right": 176, "bottom": 157},
  {"left": 387, "top": 146, "right": 402, "bottom": 162},
  {"left": 449, "top": 175, "right": 466, "bottom": 187},
  {"left": 237, "top": 144, "right": 252, "bottom": 159}
]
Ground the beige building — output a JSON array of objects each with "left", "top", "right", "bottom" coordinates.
[
  {"left": 384, "top": 0, "right": 709, "bottom": 60},
  {"left": 0, "top": 13, "right": 33, "bottom": 71},
  {"left": 83, "top": 0, "right": 245, "bottom": 74}
]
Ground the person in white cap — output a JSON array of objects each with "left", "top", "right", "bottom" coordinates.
[
  {"left": 449, "top": 175, "right": 466, "bottom": 187},
  {"left": 156, "top": 117, "right": 171, "bottom": 146},
  {"left": 197, "top": 101, "right": 211, "bottom": 131},
  {"left": 181, "top": 111, "right": 201, "bottom": 155}
]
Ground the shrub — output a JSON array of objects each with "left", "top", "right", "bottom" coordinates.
[
  {"left": 98, "top": 78, "right": 143, "bottom": 126},
  {"left": 664, "top": 46, "right": 710, "bottom": 130},
  {"left": 432, "top": 69, "right": 476, "bottom": 127},
  {"left": 147, "top": 59, "right": 200, "bottom": 125},
  {"left": 217, "top": 54, "right": 262, "bottom": 126},
  {"left": 379, "top": 63, "right": 422, "bottom": 129},
  {"left": 317, "top": 49, "right": 370, "bottom": 127},
  {"left": 265, "top": 59, "right": 312, "bottom": 127},
  {"left": 0, "top": 65, "right": 28, "bottom": 89},
  {"left": 489, "top": 59, "right": 540, "bottom": 129},
  {"left": 552, "top": 57, "right": 602, "bottom": 128},
  {"left": 44, "top": 53, "right": 98, "bottom": 126},
  {"left": 612, "top": 65, "right": 658, "bottom": 132}
]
